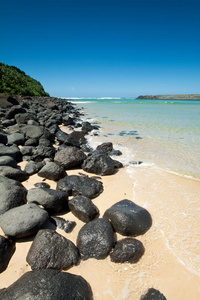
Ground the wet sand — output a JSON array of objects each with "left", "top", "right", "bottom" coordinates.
[{"left": 0, "top": 161, "right": 199, "bottom": 299}]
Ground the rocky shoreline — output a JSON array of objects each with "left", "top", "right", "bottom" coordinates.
[
  {"left": 136, "top": 94, "right": 200, "bottom": 100},
  {"left": 0, "top": 94, "right": 166, "bottom": 299}
]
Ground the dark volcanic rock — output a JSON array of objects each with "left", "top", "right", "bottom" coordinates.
[
  {"left": 0, "top": 156, "right": 17, "bottom": 167},
  {"left": 55, "top": 130, "right": 69, "bottom": 143},
  {"left": 77, "top": 218, "right": 115, "bottom": 260},
  {"left": 2, "top": 119, "right": 16, "bottom": 127},
  {"left": 0, "top": 176, "right": 27, "bottom": 214},
  {"left": 20, "top": 146, "right": 35, "bottom": 156},
  {"left": 82, "top": 151, "right": 115, "bottom": 175},
  {"left": 0, "top": 95, "right": 19, "bottom": 108},
  {"left": 0, "top": 133, "right": 8, "bottom": 145},
  {"left": 27, "top": 188, "right": 69, "bottom": 213},
  {"left": 0, "top": 144, "right": 22, "bottom": 162},
  {"left": 82, "top": 121, "right": 98, "bottom": 134},
  {"left": 20, "top": 125, "right": 45, "bottom": 139},
  {"left": 69, "top": 130, "right": 86, "bottom": 145},
  {"left": 0, "top": 269, "right": 93, "bottom": 300},
  {"left": 15, "top": 112, "right": 37, "bottom": 124},
  {"left": 54, "top": 147, "right": 86, "bottom": 169},
  {"left": 96, "top": 142, "right": 113, "bottom": 153},
  {"left": 62, "top": 115, "right": 75, "bottom": 126},
  {"left": 0, "top": 166, "right": 29, "bottom": 182},
  {"left": 5, "top": 105, "right": 26, "bottom": 119},
  {"left": 103, "top": 199, "right": 152, "bottom": 237},
  {"left": 39, "top": 138, "right": 52, "bottom": 147},
  {"left": 0, "top": 235, "right": 15, "bottom": 273},
  {"left": 24, "top": 138, "right": 38, "bottom": 146},
  {"left": 57, "top": 174, "right": 103, "bottom": 199},
  {"left": 69, "top": 195, "right": 99, "bottom": 223},
  {"left": 32, "top": 145, "right": 56, "bottom": 161},
  {"left": 26, "top": 229, "right": 80, "bottom": 270},
  {"left": 38, "top": 162, "right": 66, "bottom": 181},
  {"left": 110, "top": 238, "right": 145, "bottom": 263},
  {"left": 50, "top": 217, "right": 76, "bottom": 233},
  {"left": 24, "top": 161, "right": 44, "bottom": 175},
  {"left": 0, "top": 203, "right": 49, "bottom": 238},
  {"left": 140, "top": 288, "right": 167, "bottom": 300},
  {"left": 34, "top": 182, "right": 51, "bottom": 189}
]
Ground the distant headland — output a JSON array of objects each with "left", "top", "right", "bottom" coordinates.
[{"left": 136, "top": 94, "right": 200, "bottom": 100}]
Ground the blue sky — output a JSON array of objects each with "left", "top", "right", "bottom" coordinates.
[{"left": 1, "top": 0, "right": 200, "bottom": 97}]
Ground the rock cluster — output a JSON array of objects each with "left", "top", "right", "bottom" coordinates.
[{"left": 0, "top": 95, "right": 166, "bottom": 299}]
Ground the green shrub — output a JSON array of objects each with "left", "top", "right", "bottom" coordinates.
[{"left": 0, "top": 62, "right": 50, "bottom": 96}]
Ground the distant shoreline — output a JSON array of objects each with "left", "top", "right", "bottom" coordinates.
[{"left": 136, "top": 94, "right": 200, "bottom": 100}]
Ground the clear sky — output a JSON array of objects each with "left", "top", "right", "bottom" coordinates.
[{"left": 1, "top": 0, "right": 200, "bottom": 97}]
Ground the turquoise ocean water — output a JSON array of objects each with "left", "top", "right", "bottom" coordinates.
[{"left": 69, "top": 98, "right": 200, "bottom": 180}]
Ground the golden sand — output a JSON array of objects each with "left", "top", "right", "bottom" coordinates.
[{"left": 0, "top": 162, "right": 199, "bottom": 299}]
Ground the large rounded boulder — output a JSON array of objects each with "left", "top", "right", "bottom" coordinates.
[
  {"left": 0, "top": 203, "right": 49, "bottom": 238},
  {"left": 54, "top": 147, "right": 86, "bottom": 169},
  {"left": 0, "top": 176, "right": 27, "bottom": 214},
  {"left": 103, "top": 199, "right": 152, "bottom": 236},
  {"left": 0, "top": 269, "right": 93, "bottom": 299},
  {"left": 26, "top": 229, "right": 80, "bottom": 270}
]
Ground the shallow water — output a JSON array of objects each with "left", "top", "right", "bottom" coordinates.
[{"left": 70, "top": 98, "right": 200, "bottom": 179}]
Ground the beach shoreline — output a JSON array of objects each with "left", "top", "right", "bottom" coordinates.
[{"left": 0, "top": 96, "right": 199, "bottom": 299}]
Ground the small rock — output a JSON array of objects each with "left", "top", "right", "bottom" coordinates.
[
  {"left": 34, "top": 182, "right": 51, "bottom": 189},
  {"left": 38, "top": 162, "right": 66, "bottom": 181},
  {"left": 110, "top": 238, "right": 145, "bottom": 263},
  {"left": 77, "top": 218, "right": 115, "bottom": 260},
  {"left": 69, "top": 195, "right": 99, "bottom": 223},
  {"left": 25, "top": 161, "right": 44, "bottom": 175},
  {"left": 140, "top": 288, "right": 167, "bottom": 300},
  {"left": 50, "top": 217, "right": 76, "bottom": 233}
]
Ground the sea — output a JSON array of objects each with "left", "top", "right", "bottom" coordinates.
[{"left": 68, "top": 97, "right": 200, "bottom": 180}]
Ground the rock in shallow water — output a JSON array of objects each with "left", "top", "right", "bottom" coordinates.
[
  {"left": 26, "top": 229, "right": 80, "bottom": 270},
  {"left": 82, "top": 151, "right": 115, "bottom": 176},
  {"left": 140, "top": 288, "right": 167, "bottom": 300},
  {"left": 77, "top": 218, "right": 115, "bottom": 260},
  {"left": 110, "top": 238, "right": 145, "bottom": 263},
  {"left": 0, "top": 269, "right": 93, "bottom": 300},
  {"left": 103, "top": 199, "right": 152, "bottom": 237}
]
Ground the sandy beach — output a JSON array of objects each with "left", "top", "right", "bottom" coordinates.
[{"left": 0, "top": 158, "right": 199, "bottom": 299}]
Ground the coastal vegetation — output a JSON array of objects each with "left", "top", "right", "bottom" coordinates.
[{"left": 0, "top": 63, "right": 49, "bottom": 97}]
